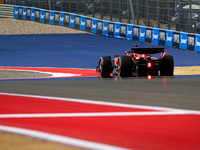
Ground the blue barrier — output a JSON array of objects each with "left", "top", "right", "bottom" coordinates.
[
  {"left": 49, "top": 11, "right": 55, "bottom": 25},
  {"left": 151, "top": 28, "right": 159, "bottom": 45},
  {"left": 30, "top": 7, "right": 35, "bottom": 21},
  {"left": 91, "top": 18, "right": 97, "bottom": 34},
  {"left": 22, "top": 7, "right": 27, "bottom": 20},
  {"left": 165, "top": 30, "right": 173, "bottom": 47},
  {"left": 79, "top": 16, "right": 86, "bottom": 31},
  {"left": 14, "top": 6, "right": 19, "bottom": 19},
  {"left": 69, "top": 13, "right": 75, "bottom": 28},
  {"left": 39, "top": 9, "right": 45, "bottom": 23},
  {"left": 179, "top": 32, "right": 188, "bottom": 50},
  {"left": 102, "top": 20, "right": 109, "bottom": 36},
  {"left": 59, "top": 12, "right": 65, "bottom": 26},
  {"left": 12, "top": 5, "right": 200, "bottom": 52},
  {"left": 194, "top": 34, "right": 200, "bottom": 52},
  {"left": 113, "top": 22, "right": 121, "bottom": 38},
  {"left": 139, "top": 26, "right": 146, "bottom": 42},
  {"left": 126, "top": 24, "right": 133, "bottom": 40}
]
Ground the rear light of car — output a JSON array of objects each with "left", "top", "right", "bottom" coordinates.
[
  {"left": 148, "top": 75, "right": 152, "bottom": 80},
  {"left": 147, "top": 62, "right": 152, "bottom": 68}
]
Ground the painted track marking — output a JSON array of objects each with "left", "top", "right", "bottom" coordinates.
[
  {"left": 0, "top": 92, "right": 200, "bottom": 150},
  {"left": 0, "top": 111, "right": 199, "bottom": 118},
  {"left": 0, "top": 125, "right": 128, "bottom": 150},
  {"left": 0, "top": 67, "right": 98, "bottom": 79}
]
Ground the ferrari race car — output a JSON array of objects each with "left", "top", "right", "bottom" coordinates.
[{"left": 96, "top": 44, "right": 174, "bottom": 77}]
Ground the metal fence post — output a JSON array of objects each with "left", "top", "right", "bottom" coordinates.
[
  {"left": 101, "top": 0, "right": 103, "bottom": 19},
  {"left": 39, "top": 0, "right": 41, "bottom": 8},
  {"left": 137, "top": 0, "right": 139, "bottom": 25},
  {"left": 110, "top": 0, "right": 112, "bottom": 21},
  {"left": 93, "top": 0, "right": 95, "bottom": 18},
  {"left": 119, "top": 0, "right": 121, "bottom": 22},
  {"left": 129, "top": 0, "right": 135, "bottom": 24},
  {"left": 157, "top": 0, "right": 160, "bottom": 28},
  {"left": 45, "top": 0, "right": 47, "bottom": 9},
  {"left": 85, "top": 0, "right": 87, "bottom": 16},
  {"left": 147, "top": 0, "right": 149, "bottom": 26},
  {"left": 53, "top": 0, "right": 55, "bottom": 10},
  {"left": 167, "top": 0, "right": 170, "bottom": 29},
  {"left": 31, "top": 0, "right": 34, "bottom": 7},
  {"left": 69, "top": 1, "right": 71, "bottom": 12},
  {"left": 77, "top": 0, "right": 79, "bottom": 14},
  {"left": 48, "top": 0, "right": 51, "bottom": 10},
  {"left": 127, "top": 0, "right": 130, "bottom": 23},
  {"left": 178, "top": 0, "right": 181, "bottom": 31},
  {"left": 61, "top": 0, "right": 63, "bottom": 11},
  {"left": 189, "top": 0, "right": 191, "bottom": 32}
]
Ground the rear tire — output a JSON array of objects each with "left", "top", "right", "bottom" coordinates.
[
  {"left": 118, "top": 56, "right": 132, "bottom": 77},
  {"left": 99, "top": 56, "right": 111, "bottom": 77},
  {"left": 160, "top": 55, "right": 174, "bottom": 76}
]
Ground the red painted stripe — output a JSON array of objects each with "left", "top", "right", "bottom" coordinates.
[
  {"left": 0, "top": 115, "right": 200, "bottom": 150},
  {"left": 0, "top": 94, "right": 200, "bottom": 150},
  {"left": 0, "top": 94, "right": 156, "bottom": 114}
]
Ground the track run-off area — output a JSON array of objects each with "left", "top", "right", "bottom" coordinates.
[{"left": 0, "top": 33, "right": 200, "bottom": 149}]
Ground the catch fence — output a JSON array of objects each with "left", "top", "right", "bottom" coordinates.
[{"left": 4, "top": 0, "right": 200, "bottom": 33}]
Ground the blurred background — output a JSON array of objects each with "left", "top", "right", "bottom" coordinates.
[{"left": 4, "top": 0, "right": 200, "bottom": 33}]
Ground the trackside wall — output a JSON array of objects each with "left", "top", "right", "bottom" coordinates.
[{"left": 5, "top": 5, "right": 200, "bottom": 52}]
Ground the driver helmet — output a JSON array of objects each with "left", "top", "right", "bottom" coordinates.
[{"left": 195, "top": 14, "right": 199, "bottom": 18}]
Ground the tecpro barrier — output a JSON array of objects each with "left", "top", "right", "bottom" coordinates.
[
  {"left": 126, "top": 24, "right": 133, "bottom": 40},
  {"left": 102, "top": 20, "right": 109, "bottom": 36},
  {"left": 139, "top": 26, "right": 146, "bottom": 43},
  {"left": 59, "top": 12, "right": 65, "bottom": 26},
  {"left": 30, "top": 7, "right": 35, "bottom": 21},
  {"left": 151, "top": 28, "right": 159, "bottom": 45},
  {"left": 165, "top": 30, "right": 173, "bottom": 47},
  {"left": 79, "top": 16, "right": 86, "bottom": 31},
  {"left": 13, "top": 5, "right": 200, "bottom": 52}
]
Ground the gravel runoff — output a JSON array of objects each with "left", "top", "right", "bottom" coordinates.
[{"left": 0, "top": 18, "right": 87, "bottom": 35}]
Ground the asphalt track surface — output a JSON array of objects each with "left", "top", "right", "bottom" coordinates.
[
  {"left": 0, "top": 33, "right": 200, "bottom": 149},
  {"left": 0, "top": 75, "right": 200, "bottom": 111}
]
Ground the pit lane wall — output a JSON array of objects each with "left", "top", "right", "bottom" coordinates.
[{"left": 13, "top": 5, "right": 200, "bottom": 52}]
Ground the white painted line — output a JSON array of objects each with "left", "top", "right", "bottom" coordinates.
[
  {"left": 0, "top": 69, "right": 82, "bottom": 78},
  {"left": 1, "top": 92, "right": 200, "bottom": 115},
  {"left": 0, "top": 125, "right": 129, "bottom": 150},
  {"left": 0, "top": 111, "right": 196, "bottom": 118}
]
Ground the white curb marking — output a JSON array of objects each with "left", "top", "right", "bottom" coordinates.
[{"left": 0, "top": 125, "right": 129, "bottom": 150}]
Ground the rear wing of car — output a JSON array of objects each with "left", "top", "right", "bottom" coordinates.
[{"left": 130, "top": 48, "right": 165, "bottom": 54}]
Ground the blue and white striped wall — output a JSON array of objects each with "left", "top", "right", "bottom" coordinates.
[{"left": 14, "top": 5, "right": 200, "bottom": 52}]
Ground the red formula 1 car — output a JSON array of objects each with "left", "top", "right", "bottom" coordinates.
[{"left": 96, "top": 44, "right": 174, "bottom": 77}]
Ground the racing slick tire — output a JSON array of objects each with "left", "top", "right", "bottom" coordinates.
[
  {"left": 99, "top": 56, "right": 111, "bottom": 77},
  {"left": 118, "top": 56, "right": 132, "bottom": 77},
  {"left": 160, "top": 55, "right": 174, "bottom": 76}
]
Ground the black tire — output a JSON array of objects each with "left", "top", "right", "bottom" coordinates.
[
  {"left": 99, "top": 56, "right": 111, "bottom": 77},
  {"left": 160, "top": 55, "right": 174, "bottom": 76},
  {"left": 118, "top": 56, "right": 132, "bottom": 77}
]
